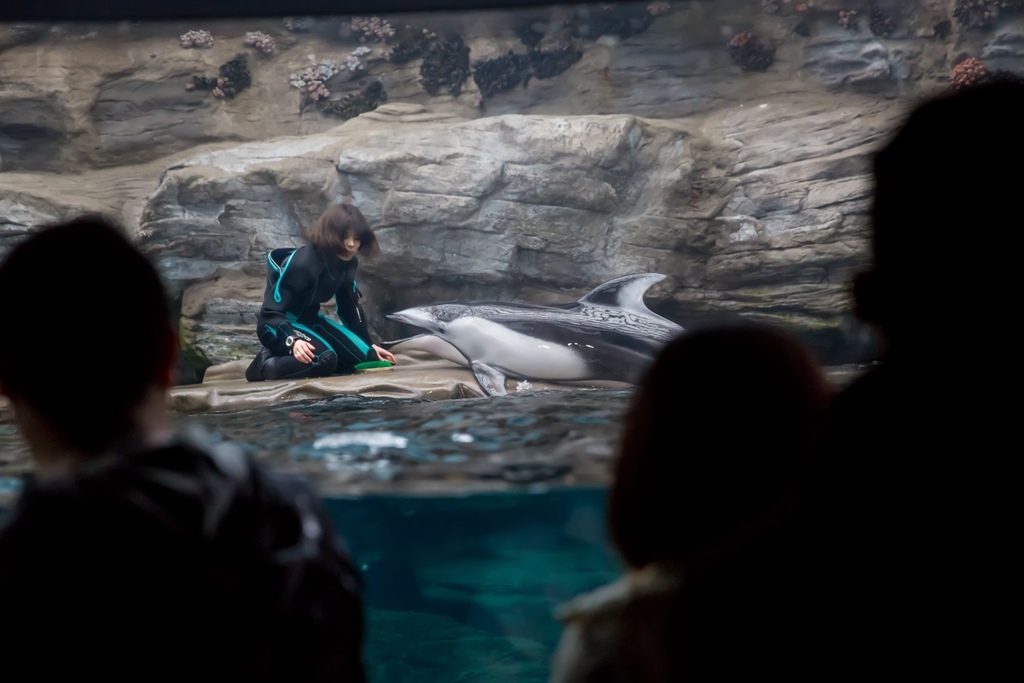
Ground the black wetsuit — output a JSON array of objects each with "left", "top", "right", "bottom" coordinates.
[
  {"left": 0, "top": 427, "right": 366, "bottom": 681},
  {"left": 247, "top": 244, "right": 380, "bottom": 381}
]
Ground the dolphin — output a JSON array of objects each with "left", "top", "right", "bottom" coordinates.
[{"left": 385, "top": 273, "right": 684, "bottom": 396}]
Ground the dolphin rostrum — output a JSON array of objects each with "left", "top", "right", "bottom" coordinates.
[{"left": 385, "top": 273, "right": 684, "bottom": 396}]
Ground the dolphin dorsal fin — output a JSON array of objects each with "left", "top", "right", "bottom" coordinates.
[{"left": 577, "top": 273, "right": 667, "bottom": 313}]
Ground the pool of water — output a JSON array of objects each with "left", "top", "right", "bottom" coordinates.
[
  {"left": 335, "top": 490, "right": 620, "bottom": 682},
  {"left": 1, "top": 388, "right": 635, "bottom": 497},
  {"left": 0, "top": 389, "right": 631, "bottom": 681}
]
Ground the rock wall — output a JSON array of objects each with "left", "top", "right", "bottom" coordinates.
[{"left": 2, "top": 0, "right": 1020, "bottom": 379}]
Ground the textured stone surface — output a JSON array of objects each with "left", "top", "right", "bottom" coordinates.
[
  {"left": 0, "top": 90, "right": 68, "bottom": 172},
  {"left": 132, "top": 99, "right": 899, "bottom": 370},
  {"left": 2, "top": 0, "right": 1020, "bottom": 377}
]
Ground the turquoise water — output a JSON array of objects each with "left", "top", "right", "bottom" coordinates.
[
  {"left": 0, "top": 389, "right": 630, "bottom": 681},
  {"left": 336, "top": 490, "right": 620, "bottom": 682},
  {"left": 0, "top": 489, "right": 620, "bottom": 681}
]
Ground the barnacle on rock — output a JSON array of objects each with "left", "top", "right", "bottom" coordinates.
[
  {"left": 953, "top": 0, "right": 1024, "bottom": 29},
  {"left": 387, "top": 25, "right": 436, "bottom": 63},
  {"left": 472, "top": 51, "right": 532, "bottom": 98},
  {"left": 191, "top": 54, "right": 251, "bottom": 99},
  {"left": 419, "top": 33, "right": 471, "bottom": 97},
  {"left": 388, "top": 39, "right": 425, "bottom": 63},
  {"left": 215, "top": 54, "right": 252, "bottom": 98},
  {"left": 321, "top": 80, "right": 388, "bottom": 120},
  {"left": 243, "top": 31, "right": 275, "bottom": 55},
  {"left": 517, "top": 23, "right": 545, "bottom": 46},
  {"left": 179, "top": 29, "right": 213, "bottom": 49},
  {"left": 727, "top": 32, "right": 775, "bottom": 72},
  {"left": 530, "top": 39, "right": 583, "bottom": 79},
  {"left": 839, "top": 10, "right": 858, "bottom": 30},
  {"left": 868, "top": 2, "right": 896, "bottom": 38},
  {"left": 191, "top": 75, "right": 219, "bottom": 90}
]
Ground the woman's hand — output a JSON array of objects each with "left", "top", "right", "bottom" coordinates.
[
  {"left": 292, "top": 339, "right": 316, "bottom": 364},
  {"left": 373, "top": 344, "right": 397, "bottom": 364}
]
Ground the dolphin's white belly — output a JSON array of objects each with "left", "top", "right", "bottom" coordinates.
[{"left": 444, "top": 317, "right": 589, "bottom": 380}]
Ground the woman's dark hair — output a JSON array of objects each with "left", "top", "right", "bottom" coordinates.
[
  {"left": 0, "top": 214, "right": 174, "bottom": 454},
  {"left": 608, "top": 324, "right": 831, "bottom": 569},
  {"left": 306, "top": 203, "right": 379, "bottom": 257}
]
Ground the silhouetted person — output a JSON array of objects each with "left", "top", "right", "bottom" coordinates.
[
  {"left": 549, "top": 325, "right": 832, "bottom": 682},
  {"left": 0, "top": 216, "right": 366, "bottom": 681},
  {"left": 790, "top": 82, "right": 1023, "bottom": 679}
]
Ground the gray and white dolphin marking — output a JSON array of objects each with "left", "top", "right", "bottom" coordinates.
[{"left": 385, "top": 273, "right": 684, "bottom": 396}]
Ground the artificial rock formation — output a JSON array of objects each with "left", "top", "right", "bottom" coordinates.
[
  {"left": 138, "top": 99, "right": 893, "bottom": 371},
  {"left": 2, "top": 0, "right": 1021, "bottom": 379}
]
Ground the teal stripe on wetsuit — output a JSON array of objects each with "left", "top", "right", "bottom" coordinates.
[
  {"left": 273, "top": 250, "right": 298, "bottom": 303},
  {"left": 286, "top": 312, "right": 369, "bottom": 365},
  {"left": 320, "top": 313, "right": 371, "bottom": 356},
  {"left": 285, "top": 312, "right": 335, "bottom": 352}
]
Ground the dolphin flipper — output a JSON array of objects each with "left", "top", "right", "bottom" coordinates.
[
  {"left": 471, "top": 361, "right": 508, "bottom": 397},
  {"left": 576, "top": 273, "right": 667, "bottom": 314}
]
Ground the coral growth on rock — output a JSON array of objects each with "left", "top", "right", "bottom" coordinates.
[
  {"left": 531, "top": 38, "right": 584, "bottom": 79},
  {"left": 950, "top": 56, "right": 1023, "bottom": 88},
  {"left": 420, "top": 34, "right": 471, "bottom": 97},
  {"left": 288, "top": 47, "right": 373, "bottom": 105},
  {"left": 839, "top": 10, "right": 859, "bottom": 29},
  {"left": 951, "top": 56, "right": 989, "bottom": 88},
  {"left": 387, "top": 25, "right": 437, "bottom": 63},
  {"left": 283, "top": 17, "right": 314, "bottom": 33},
  {"left": 346, "top": 16, "right": 396, "bottom": 43},
  {"left": 569, "top": 3, "right": 653, "bottom": 41},
  {"left": 953, "top": 0, "right": 1024, "bottom": 29},
  {"left": 190, "top": 53, "right": 251, "bottom": 99},
  {"left": 290, "top": 60, "right": 343, "bottom": 103},
  {"left": 472, "top": 51, "right": 532, "bottom": 98},
  {"left": 869, "top": 2, "right": 896, "bottom": 37},
  {"left": 179, "top": 30, "right": 214, "bottom": 49},
  {"left": 470, "top": 31, "right": 583, "bottom": 103},
  {"left": 321, "top": 80, "right": 388, "bottom": 120},
  {"left": 345, "top": 46, "right": 372, "bottom": 71},
  {"left": 727, "top": 32, "right": 775, "bottom": 72},
  {"left": 243, "top": 31, "right": 275, "bottom": 55},
  {"left": 518, "top": 23, "right": 545, "bottom": 46},
  {"left": 647, "top": 1, "right": 671, "bottom": 16}
]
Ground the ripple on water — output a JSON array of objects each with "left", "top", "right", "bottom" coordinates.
[{"left": 0, "top": 389, "right": 636, "bottom": 494}]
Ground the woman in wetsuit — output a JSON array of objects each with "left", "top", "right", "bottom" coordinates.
[{"left": 245, "top": 203, "right": 397, "bottom": 382}]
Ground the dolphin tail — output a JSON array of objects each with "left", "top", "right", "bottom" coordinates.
[{"left": 576, "top": 273, "right": 667, "bottom": 314}]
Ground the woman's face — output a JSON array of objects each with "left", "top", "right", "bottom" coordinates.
[{"left": 338, "top": 231, "right": 361, "bottom": 260}]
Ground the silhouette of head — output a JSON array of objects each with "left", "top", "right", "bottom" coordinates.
[
  {"left": 608, "top": 324, "right": 831, "bottom": 569},
  {"left": 855, "top": 82, "right": 1024, "bottom": 355},
  {"left": 0, "top": 215, "right": 175, "bottom": 454}
]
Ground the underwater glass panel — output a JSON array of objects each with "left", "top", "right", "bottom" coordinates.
[{"left": 0, "top": 0, "right": 978, "bottom": 677}]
